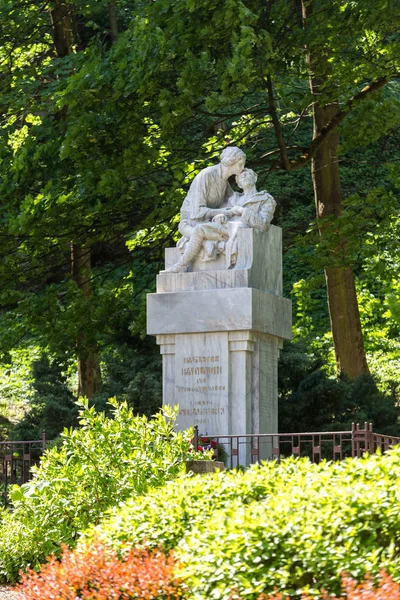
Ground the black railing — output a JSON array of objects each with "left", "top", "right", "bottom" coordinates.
[
  {"left": 193, "top": 423, "right": 400, "bottom": 469},
  {"left": 0, "top": 431, "right": 46, "bottom": 506}
]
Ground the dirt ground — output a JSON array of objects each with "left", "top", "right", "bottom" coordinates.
[{"left": 0, "top": 586, "right": 19, "bottom": 599}]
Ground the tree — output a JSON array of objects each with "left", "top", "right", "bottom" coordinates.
[
  {"left": 278, "top": 341, "right": 400, "bottom": 435},
  {"left": 0, "top": 0, "right": 399, "bottom": 414},
  {"left": 11, "top": 354, "right": 78, "bottom": 441},
  {"left": 49, "top": 0, "right": 103, "bottom": 397},
  {"left": 299, "top": 0, "right": 370, "bottom": 376},
  {"left": 0, "top": 0, "right": 166, "bottom": 397},
  {"left": 111, "top": 0, "right": 398, "bottom": 377}
]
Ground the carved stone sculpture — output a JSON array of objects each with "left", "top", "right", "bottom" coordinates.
[
  {"left": 229, "top": 168, "right": 276, "bottom": 231},
  {"left": 225, "top": 168, "right": 276, "bottom": 267},
  {"left": 147, "top": 153, "right": 292, "bottom": 466},
  {"left": 165, "top": 154, "right": 277, "bottom": 272},
  {"left": 163, "top": 146, "right": 246, "bottom": 273}
]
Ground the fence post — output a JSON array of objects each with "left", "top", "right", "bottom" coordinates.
[
  {"left": 351, "top": 422, "right": 356, "bottom": 458},
  {"left": 42, "top": 429, "right": 46, "bottom": 451},
  {"left": 368, "top": 422, "right": 374, "bottom": 454},
  {"left": 193, "top": 425, "right": 199, "bottom": 451},
  {"left": 364, "top": 421, "right": 371, "bottom": 454}
]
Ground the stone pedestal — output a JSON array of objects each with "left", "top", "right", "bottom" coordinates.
[
  {"left": 186, "top": 460, "right": 225, "bottom": 474},
  {"left": 147, "top": 226, "right": 292, "bottom": 463}
]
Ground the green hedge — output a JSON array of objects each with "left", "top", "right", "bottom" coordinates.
[
  {"left": 90, "top": 450, "right": 400, "bottom": 599},
  {"left": 0, "top": 400, "right": 203, "bottom": 582}
]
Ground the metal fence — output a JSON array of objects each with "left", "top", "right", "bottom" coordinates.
[
  {"left": 194, "top": 422, "right": 400, "bottom": 469},
  {"left": 1, "top": 423, "right": 400, "bottom": 505},
  {"left": 0, "top": 432, "right": 46, "bottom": 506}
]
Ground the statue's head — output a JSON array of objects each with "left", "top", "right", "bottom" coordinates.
[
  {"left": 220, "top": 146, "right": 246, "bottom": 173},
  {"left": 236, "top": 168, "right": 257, "bottom": 188}
]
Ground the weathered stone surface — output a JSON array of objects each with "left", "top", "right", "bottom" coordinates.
[
  {"left": 158, "top": 227, "right": 282, "bottom": 294},
  {"left": 186, "top": 460, "right": 225, "bottom": 474},
  {"left": 147, "top": 191, "right": 291, "bottom": 465},
  {"left": 147, "top": 288, "right": 291, "bottom": 339},
  {"left": 174, "top": 332, "right": 229, "bottom": 433}
]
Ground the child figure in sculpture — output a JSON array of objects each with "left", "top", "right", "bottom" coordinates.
[
  {"left": 229, "top": 168, "right": 276, "bottom": 231},
  {"left": 225, "top": 168, "right": 277, "bottom": 267}
]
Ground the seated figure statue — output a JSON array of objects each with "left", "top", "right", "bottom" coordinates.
[
  {"left": 229, "top": 168, "right": 276, "bottom": 230},
  {"left": 224, "top": 168, "right": 276, "bottom": 267},
  {"left": 163, "top": 146, "right": 246, "bottom": 273}
]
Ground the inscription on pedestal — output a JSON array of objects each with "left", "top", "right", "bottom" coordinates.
[{"left": 174, "top": 332, "right": 229, "bottom": 434}]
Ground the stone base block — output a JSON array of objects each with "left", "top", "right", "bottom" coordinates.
[
  {"left": 147, "top": 225, "right": 292, "bottom": 466},
  {"left": 186, "top": 460, "right": 225, "bottom": 474},
  {"left": 158, "top": 227, "right": 283, "bottom": 296},
  {"left": 147, "top": 288, "right": 292, "bottom": 340}
]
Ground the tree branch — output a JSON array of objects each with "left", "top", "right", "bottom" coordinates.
[
  {"left": 282, "top": 76, "right": 390, "bottom": 171},
  {"left": 266, "top": 74, "right": 290, "bottom": 170}
]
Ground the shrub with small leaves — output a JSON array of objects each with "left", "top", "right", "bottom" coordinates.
[
  {"left": 257, "top": 570, "right": 400, "bottom": 599},
  {"left": 0, "top": 399, "right": 206, "bottom": 582},
  {"left": 15, "top": 538, "right": 182, "bottom": 600},
  {"left": 89, "top": 449, "right": 400, "bottom": 599}
]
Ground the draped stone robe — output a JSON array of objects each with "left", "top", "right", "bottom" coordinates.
[{"left": 224, "top": 190, "right": 277, "bottom": 266}]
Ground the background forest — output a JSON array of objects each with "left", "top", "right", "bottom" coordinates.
[{"left": 0, "top": 0, "right": 399, "bottom": 442}]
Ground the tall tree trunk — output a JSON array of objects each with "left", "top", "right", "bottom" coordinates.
[
  {"left": 109, "top": 2, "right": 119, "bottom": 43},
  {"left": 302, "top": 0, "right": 369, "bottom": 378},
  {"left": 50, "top": 2, "right": 102, "bottom": 397},
  {"left": 71, "top": 245, "right": 102, "bottom": 398},
  {"left": 311, "top": 101, "right": 369, "bottom": 378},
  {"left": 50, "top": 1, "right": 74, "bottom": 58}
]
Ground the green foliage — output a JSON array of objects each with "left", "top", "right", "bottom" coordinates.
[
  {"left": 93, "top": 344, "right": 162, "bottom": 418},
  {"left": 0, "top": 0, "right": 399, "bottom": 451},
  {"left": 90, "top": 450, "right": 400, "bottom": 599},
  {"left": 340, "top": 82, "right": 400, "bottom": 154},
  {"left": 275, "top": 150, "right": 400, "bottom": 391},
  {"left": 10, "top": 354, "right": 78, "bottom": 441},
  {"left": 0, "top": 416, "right": 12, "bottom": 443},
  {"left": 0, "top": 0, "right": 399, "bottom": 411},
  {"left": 279, "top": 341, "right": 400, "bottom": 435},
  {"left": 0, "top": 401, "right": 205, "bottom": 582},
  {"left": 0, "top": 348, "right": 39, "bottom": 429}
]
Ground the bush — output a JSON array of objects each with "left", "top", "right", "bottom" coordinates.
[
  {"left": 92, "top": 344, "right": 162, "bottom": 418},
  {"left": 88, "top": 449, "right": 400, "bottom": 599},
  {"left": 260, "top": 570, "right": 400, "bottom": 599},
  {"left": 331, "top": 571, "right": 400, "bottom": 600},
  {"left": 0, "top": 400, "right": 204, "bottom": 582},
  {"left": 15, "top": 539, "right": 181, "bottom": 600}
]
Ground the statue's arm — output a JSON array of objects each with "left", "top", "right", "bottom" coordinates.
[
  {"left": 190, "top": 175, "right": 234, "bottom": 220},
  {"left": 241, "top": 195, "right": 276, "bottom": 231},
  {"left": 192, "top": 205, "right": 233, "bottom": 221},
  {"left": 241, "top": 208, "right": 269, "bottom": 231},
  {"left": 188, "top": 174, "right": 210, "bottom": 220}
]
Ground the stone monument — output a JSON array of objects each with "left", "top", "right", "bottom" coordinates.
[{"left": 147, "top": 147, "right": 292, "bottom": 463}]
